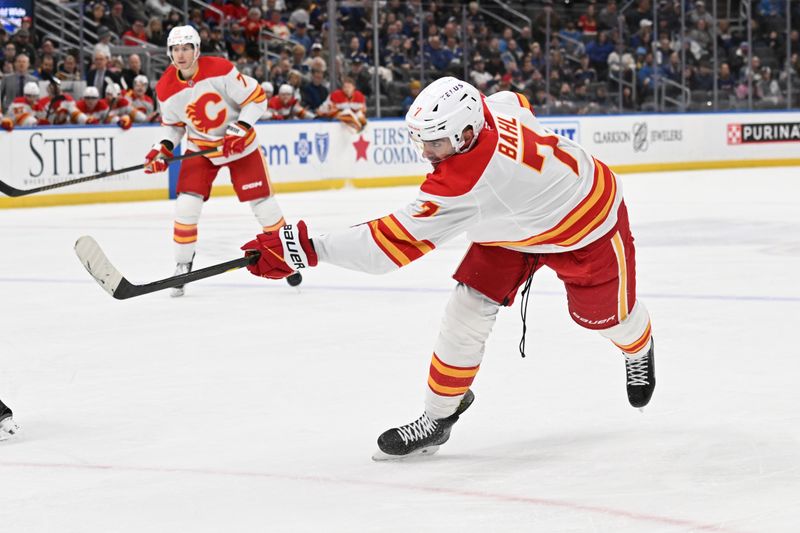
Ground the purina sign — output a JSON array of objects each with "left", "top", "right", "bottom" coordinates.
[{"left": 727, "top": 122, "right": 800, "bottom": 145}]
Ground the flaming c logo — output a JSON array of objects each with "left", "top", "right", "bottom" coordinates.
[
  {"left": 413, "top": 201, "right": 440, "bottom": 218},
  {"left": 185, "top": 93, "right": 227, "bottom": 133}
]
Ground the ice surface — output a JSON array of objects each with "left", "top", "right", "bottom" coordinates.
[{"left": 1, "top": 166, "right": 799, "bottom": 532}]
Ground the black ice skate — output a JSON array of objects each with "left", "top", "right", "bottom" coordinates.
[
  {"left": 0, "top": 400, "right": 19, "bottom": 441},
  {"left": 286, "top": 272, "right": 303, "bottom": 287},
  {"left": 170, "top": 254, "right": 194, "bottom": 298},
  {"left": 624, "top": 339, "right": 656, "bottom": 409},
  {"left": 373, "top": 389, "right": 475, "bottom": 461}
]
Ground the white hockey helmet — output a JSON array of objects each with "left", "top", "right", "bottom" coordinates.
[
  {"left": 167, "top": 25, "right": 201, "bottom": 68},
  {"left": 133, "top": 74, "right": 148, "bottom": 88},
  {"left": 23, "top": 81, "right": 40, "bottom": 96},
  {"left": 105, "top": 82, "right": 121, "bottom": 98},
  {"left": 405, "top": 76, "right": 485, "bottom": 157},
  {"left": 261, "top": 81, "right": 274, "bottom": 96},
  {"left": 83, "top": 86, "right": 100, "bottom": 99},
  {"left": 278, "top": 83, "right": 293, "bottom": 96}
]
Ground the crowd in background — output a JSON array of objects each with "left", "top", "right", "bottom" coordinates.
[{"left": 0, "top": 0, "right": 798, "bottom": 130}]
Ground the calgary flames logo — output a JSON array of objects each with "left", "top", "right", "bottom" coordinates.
[
  {"left": 185, "top": 93, "right": 227, "bottom": 133},
  {"left": 412, "top": 200, "right": 440, "bottom": 218}
]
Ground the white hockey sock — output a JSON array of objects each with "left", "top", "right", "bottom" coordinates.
[
  {"left": 425, "top": 284, "right": 500, "bottom": 419},
  {"left": 173, "top": 193, "right": 204, "bottom": 264},
  {"left": 599, "top": 300, "right": 653, "bottom": 357},
  {"left": 250, "top": 196, "right": 285, "bottom": 232}
]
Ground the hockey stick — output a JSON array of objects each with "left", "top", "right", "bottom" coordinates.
[
  {"left": 75, "top": 236, "right": 259, "bottom": 300},
  {"left": 0, "top": 148, "right": 217, "bottom": 198}
]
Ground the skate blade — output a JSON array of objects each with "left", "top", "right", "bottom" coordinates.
[{"left": 371, "top": 445, "right": 440, "bottom": 461}]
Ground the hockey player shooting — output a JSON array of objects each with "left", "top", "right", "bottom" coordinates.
[
  {"left": 144, "top": 25, "right": 301, "bottom": 296},
  {"left": 241, "top": 77, "right": 656, "bottom": 459}
]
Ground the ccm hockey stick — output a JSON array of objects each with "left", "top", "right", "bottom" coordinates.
[
  {"left": 75, "top": 236, "right": 259, "bottom": 300},
  {"left": 0, "top": 148, "right": 216, "bottom": 198}
]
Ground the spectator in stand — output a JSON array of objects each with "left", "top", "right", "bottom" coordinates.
[
  {"left": 225, "top": 0, "right": 249, "bottom": 21},
  {"left": 265, "top": 9, "right": 290, "bottom": 40},
  {"left": 34, "top": 54, "right": 57, "bottom": 82},
  {"left": 578, "top": 3, "right": 599, "bottom": 39},
  {"left": 86, "top": 51, "right": 121, "bottom": 96},
  {"left": 347, "top": 36, "right": 368, "bottom": 66},
  {"left": 147, "top": 17, "right": 167, "bottom": 47},
  {"left": 164, "top": 10, "right": 183, "bottom": 34},
  {"left": 56, "top": 51, "right": 82, "bottom": 82},
  {"left": 469, "top": 55, "right": 493, "bottom": 92},
  {"left": 597, "top": 0, "right": 620, "bottom": 32},
  {"left": 146, "top": 0, "right": 176, "bottom": 18},
  {"left": 688, "top": 18, "right": 712, "bottom": 59},
  {"left": 227, "top": 24, "right": 248, "bottom": 61},
  {"left": 12, "top": 29, "right": 36, "bottom": 64},
  {"left": 301, "top": 67, "right": 329, "bottom": 113},
  {"left": 290, "top": 44, "right": 309, "bottom": 74},
  {"left": 37, "top": 39, "right": 59, "bottom": 65},
  {"left": 121, "top": 54, "right": 144, "bottom": 93},
  {"left": 425, "top": 35, "right": 454, "bottom": 72},
  {"left": 188, "top": 8, "right": 205, "bottom": 31},
  {"left": 1, "top": 53, "right": 36, "bottom": 111},
  {"left": 204, "top": 0, "right": 225, "bottom": 27},
  {"left": 123, "top": 0, "right": 149, "bottom": 25},
  {"left": 718, "top": 62, "right": 736, "bottom": 92},
  {"left": 285, "top": 69, "right": 304, "bottom": 99},
  {"left": 241, "top": 7, "right": 266, "bottom": 42},
  {"left": 625, "top": 0, "right": 651, "bottom": 35},
  {"left": 94, "top": 26, "right": 113, "bottom": 60},
  {"left": 689, "top": 0, "right": 714, "bottom": 28},
  {"left": 106, "top": 2, "right": 129, "bottom": 37},
  {"left": 586, "top": 31, "right": 614, "bottom": 77},
  {"left": 400, "top": 79, "right": 420, "bottom": 116},
  {"left": 0, "top": 42, "right": 14, "bottom": 75},
  {"left": 692, "top": 60, "right": 714, "bottom": 91},
  {"left": 574, "top": 55, "right": 598, "bottom": 86},
  {"left": 86, "top": 2, "right": 111, "bottom": 42},
  {"left": 122, "top": 20, "right": 149, "bottom": 46},
  {"left": 291, "top": 22, "right": 313, "bottom": 51},
  {"left": 205, "top": 26, "right": 227, "bottom": 55},
  {"left": 348, "top": 57, "right": 372, "bottom": 97},
  {"left": 630, "top": 19, "right": 653, "bottom": 50}
]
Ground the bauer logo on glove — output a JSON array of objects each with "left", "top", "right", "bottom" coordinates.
[{"left": 241, "top": 221, "right": 317, "bottom": 280}]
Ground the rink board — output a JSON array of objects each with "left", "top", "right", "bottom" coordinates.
[{"left": 1, "top": 110, "right": 799, "bottom": 208}]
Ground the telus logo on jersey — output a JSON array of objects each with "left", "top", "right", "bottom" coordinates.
[
  {"left": 27, "top": 132, "right": 116, "bottom": 178},
  {"left": 186, "top": 93, "right": 227, "bottom": 133}
]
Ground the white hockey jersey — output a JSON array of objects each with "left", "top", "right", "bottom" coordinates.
[
  {"left": 155, "top": 56, "right": 267, "bottom": 165},
  {"left": 313, "top": 91, "right": 623, "bottom": 274}
]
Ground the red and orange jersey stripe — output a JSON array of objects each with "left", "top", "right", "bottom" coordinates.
[
  {"left": 614, "top": 321, "right": 652, "bottom": 355},
  {"left": 479, "top": 157, "right": 617, "bottom": 248},
  {"left": 367, "top": 214, "right": 435, "bottom": 267},
  {"left": 515, "top": 92, "right": 534, "bottom": 114},
  {"left": 240, "top": 85, "right": 267, "bottom": 107},
  {"left": 427, "top": 353, "right": 480, "bottom": 397},
  {"left": 173, "top": 222, "right": 198, "bottom": 244}
]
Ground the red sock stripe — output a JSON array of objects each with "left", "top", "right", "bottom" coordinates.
[
  {"left": 173, "top": 223, "right": 198, "bottom": 244},
  {"left": 427, "top": 353, "right": 479, "bottom": 397}
]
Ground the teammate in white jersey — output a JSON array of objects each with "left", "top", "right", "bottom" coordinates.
[
  {"left": 144, "top": 26, "right": 300, "bottom": 295},
  {"left": 242, "top": 77, "right": 655, "bottom": 458}
]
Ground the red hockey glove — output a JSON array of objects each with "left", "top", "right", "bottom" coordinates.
[
  {"left": 118, "top": 115, "right": 132, "bottom": 130},
  {"left": 241, "top": 221, "right": 318, "bottom": 279},
  {"left": 222, "top": 120, "right": 251, "bottom": 157},
  {"left": 143, "top": 142, "right": 174, "bottom": 174},
  {"left": 86, "top": 116, "right": 99, "bottom": 125},
  {"left": 0, "top": 117, "right": 13, "bottom": 131}
]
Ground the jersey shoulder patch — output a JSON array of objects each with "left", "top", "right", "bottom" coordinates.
[{"left": 420, "top": 110, "right": 498, "bottom": 198}]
